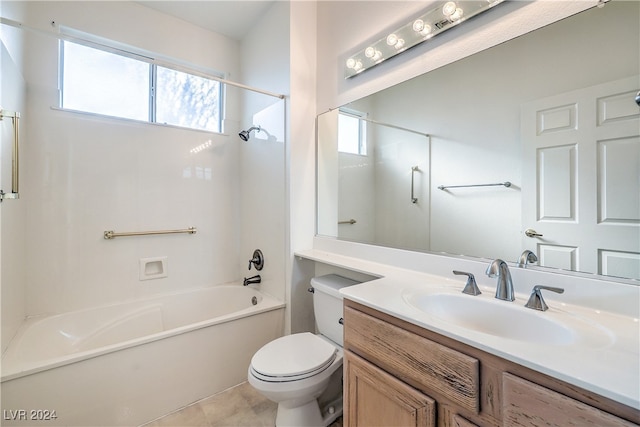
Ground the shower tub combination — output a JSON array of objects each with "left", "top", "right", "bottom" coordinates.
[{"left": 1, "top": 284, "right": 284, "bottom": 426}]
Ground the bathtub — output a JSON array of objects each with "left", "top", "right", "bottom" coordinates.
[{"left": 1, "top": 285, "right": 285, "bottom": 426}]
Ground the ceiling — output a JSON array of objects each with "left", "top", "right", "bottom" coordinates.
[{"left": 135, "top": 1, "right": 275, "bottom": 40}]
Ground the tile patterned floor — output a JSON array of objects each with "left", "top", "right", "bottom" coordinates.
[{"left": 141, "top": 381, "right": 343, "bottom": 427}]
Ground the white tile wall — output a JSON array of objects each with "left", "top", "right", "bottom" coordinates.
[{"left": 2, "top": 1, "right": 287, "bottom": 319}]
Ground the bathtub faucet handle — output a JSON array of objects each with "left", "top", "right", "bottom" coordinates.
[
  {"left": 243, "top": 275, "right": 261, "bottom": 286},
  {"left": 248, "top": 249, "right": 264, "bottom": 271}
]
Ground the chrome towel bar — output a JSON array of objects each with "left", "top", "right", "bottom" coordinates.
[
  {"left": 0, "top": 109, "right": 20, "bottom": 202},
  {"left": 438, "top": 181, "right": 511, "bottom": 190},
  {"left": 338, "top": 219, "right": 357, "bottom": 225},
  {"left": 104, "top": 227, "right": 197, "bottom": 239}
]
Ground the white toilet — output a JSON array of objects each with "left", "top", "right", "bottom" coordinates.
[{"left": 248, "top": 274, "right": 359, "bottom": 427}]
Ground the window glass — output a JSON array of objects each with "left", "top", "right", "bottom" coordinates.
[
  {"left": 338, "top": 111, "right": 367, "bottom": 155},
  {"left": 61, "top": 40, "right": 223, "bottom": 133},
  {"left": 156, "top": 67, "right": 221, "bottom": 133},
  {"left": 62, "top": 42, "right": 149, "bottom": 121}
]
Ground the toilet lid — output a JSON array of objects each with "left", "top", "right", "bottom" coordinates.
[{"left": 250, "top": 332, "right": 337, "bottom": 378}]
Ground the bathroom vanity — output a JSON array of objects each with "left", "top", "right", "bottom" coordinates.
[
  {"left": 295, "top": 247, "right": 640, "bottom": 427},
  {"left": 343, "top": 299, "right": 638, "bottom": 426}
]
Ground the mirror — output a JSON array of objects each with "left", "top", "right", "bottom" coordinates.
[{"left": 317, "top": 1, "right": 640, "bottom": 280}]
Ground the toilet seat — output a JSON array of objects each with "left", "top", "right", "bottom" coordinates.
[{"left": 250, "top": 333, "right": 337, "bottom": 382}]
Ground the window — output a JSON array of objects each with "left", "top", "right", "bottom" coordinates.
[
  {"left": 338, "top": 109, "right": 367, "bottom": 155},
  {"left": 61, "top": 40, "right": 222, "bottom": 133}
]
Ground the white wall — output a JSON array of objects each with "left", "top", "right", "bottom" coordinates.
[
  {"left": 7, "top": 1, "right": 252, "bottom": 316},
  {"left": 288, "top": 0, "right": 319, "bottom": 334},
  {"left": 239, "top": 1, "right": 290, "bottom": 302}
]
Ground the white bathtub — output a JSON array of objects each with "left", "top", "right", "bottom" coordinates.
[{"left": 1, "top": 285, "right": 285, "bottom": 426}]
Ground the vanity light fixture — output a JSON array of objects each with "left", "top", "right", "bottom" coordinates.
[{"left": 345, "top": 0, "right": 505, "bottom": 78}]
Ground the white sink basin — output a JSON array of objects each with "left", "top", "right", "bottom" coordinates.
[{"left": 403, "top": 291, "right": 613, "bottom": 347}]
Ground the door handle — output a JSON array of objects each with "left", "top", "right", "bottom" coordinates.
[{"left": 525, "top": 228, "right": 543, "bottom": 238}]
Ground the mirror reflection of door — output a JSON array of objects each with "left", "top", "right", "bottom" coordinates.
[{"left": 521, "top": 75, "right": 640, "bottom": 278}]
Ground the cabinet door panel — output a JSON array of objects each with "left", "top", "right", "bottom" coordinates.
[
  {"left": 452, "top": 414, "right": 479, "bottom": 427},
  {"left": 503, "top": 373, "right": 638, "bottom": 426},
  {"left": 344, "top": 306, "right": 479, "bottom": 413},
  {"left": 345, "top": 350, "right": 436, "bottom": 427}
]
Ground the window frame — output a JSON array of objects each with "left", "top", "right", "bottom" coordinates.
[{"left": 59, "top": 35, "right": 225, "bottom": 134}]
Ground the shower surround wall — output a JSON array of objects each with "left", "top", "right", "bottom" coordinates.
[
  {"left": 1, "top": 1, "right": 286, "bottom": 328},
  {"left": 1, "top": 5, "right": 28, "bottom": 353},
  {"left": 238, "top": 0, "right": 289, "bottom": 304}
]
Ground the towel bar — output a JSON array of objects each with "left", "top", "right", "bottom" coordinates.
[
  {"left": 0, "top": 109, "right": 20, "bottom": 201},
  {"left": 104, "top": 227, "right": 197, "bottom": 239}
]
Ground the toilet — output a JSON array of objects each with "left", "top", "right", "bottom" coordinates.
[{"left": 248, "top": 274, "right": 359, "bottom": 427}]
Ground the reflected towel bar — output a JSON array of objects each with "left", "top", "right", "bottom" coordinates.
[
  {"left": 104, "top": 227, "right": 197, "bottom": 239},
  {"left": 338, "top": 219, "right": 357, "bottom": 225},
  {"left": 438, "top": 181, "right": 511, "bottom": 190},
  {"left": 0, "top": 109, "right": 20, "bottom": 202}
]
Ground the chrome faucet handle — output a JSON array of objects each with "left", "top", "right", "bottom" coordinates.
[
  {"left": 453, "top": 271, "right": 482, "bottom": 296},
  {"left": 518, "top": 250, "right": 538, "bottom": 268},
  {"left": 525, "top": 285, "right": 564, "bottom": 311}
]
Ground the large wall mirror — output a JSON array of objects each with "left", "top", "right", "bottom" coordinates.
[{"left": 317, "top": 1, "right": 640, "bottom": 281}]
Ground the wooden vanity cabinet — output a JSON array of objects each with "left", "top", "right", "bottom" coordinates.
[
  {"left": 345, "top": 351, "right": 436, "bottom": 426},
  {"left": 343, "top": 299, "right": 640, "bottom": 427}
]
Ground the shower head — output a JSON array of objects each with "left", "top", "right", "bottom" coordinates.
[{"left": 238, "top": 125, "right": 261, "bottom": 141}]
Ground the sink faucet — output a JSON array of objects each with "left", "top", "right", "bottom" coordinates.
[
  {"left": 486, "top": 259, "right": 515, "bottom": 301},
  {"left": 518, "top": 250, "right": 538, "bottom": 268}
]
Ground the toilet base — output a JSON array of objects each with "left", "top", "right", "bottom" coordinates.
[{"left": 275, "top": 395, "right": 343, "bottom": 427}]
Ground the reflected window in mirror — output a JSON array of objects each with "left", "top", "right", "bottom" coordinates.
[{"left": 338, "top": 109, "right": 368, "bottom": 155}]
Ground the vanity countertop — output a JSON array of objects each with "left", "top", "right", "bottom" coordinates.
[{"left": 296, "top": 248, "right": 640, "bottom": 410}]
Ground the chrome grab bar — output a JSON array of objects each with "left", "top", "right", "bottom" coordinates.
[
  {"left": 438, "top": 181, "right": 511, "bottom": 190},
  {"left": 338, "top": 219, "right": 357, "bottom": 225},
  {"left": 104, "top": 227, "right": 197, "bottom": 239},
  {"left": 411, "top": 166, "right": 419, "bottom": 203},
  {"left": 0, "top": 109, "right": 20, "bottom": 201}
]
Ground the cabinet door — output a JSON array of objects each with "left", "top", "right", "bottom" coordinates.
[
  {"left": 503, "top": 373, "right": 639, "bottom": 427},
  {"left": 345, "top": 350, "right": 436, "bottom": 427},
  {"left": 451, "top": 414, "right": 479, "bottom": 427}
]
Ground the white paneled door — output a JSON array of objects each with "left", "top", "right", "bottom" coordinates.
[{"left": 522, "top": 76, "right": 640, "bottom": 279}]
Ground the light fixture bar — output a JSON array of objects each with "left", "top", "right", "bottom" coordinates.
[{"left": 345, "top": 0, "right": 505, "bottom": 78}]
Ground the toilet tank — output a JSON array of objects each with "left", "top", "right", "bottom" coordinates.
[{"left": 311, "top": 274, "right": 360, "bottom": 346}]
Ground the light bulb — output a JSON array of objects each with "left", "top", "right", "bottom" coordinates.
[
  {"left": 346, "top": 58, "right": 356, "bottom": 69},
  {"left": 394, "top": 38, "right": 405, "bottom": 49},
  {"left": 413, "top": 19, "right": 425, "bottom": 32},
  {"left": 364, "top": 47, "right": 376, "bottom": 58},
  {"left": 353, "top": 60, "right": 363, "bottom": 71},
  {"left": 420, "top": 24, "right": 432, "bottom": 36},
  {"left": 450, "top": 7, "right": 463, "bottom": 20},
  {"left": 442, "top": 1, "right": 457, "bottom": 16},
  {"left": 386, "top": 33, "right": 398, "bottom": 46},
  {"left": 372, "top": 50, "right": 382, "bottom": 61}
]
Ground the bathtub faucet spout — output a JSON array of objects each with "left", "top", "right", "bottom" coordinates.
[{"left": 243, "top": 275, "right": 261, "bottom": 286}]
